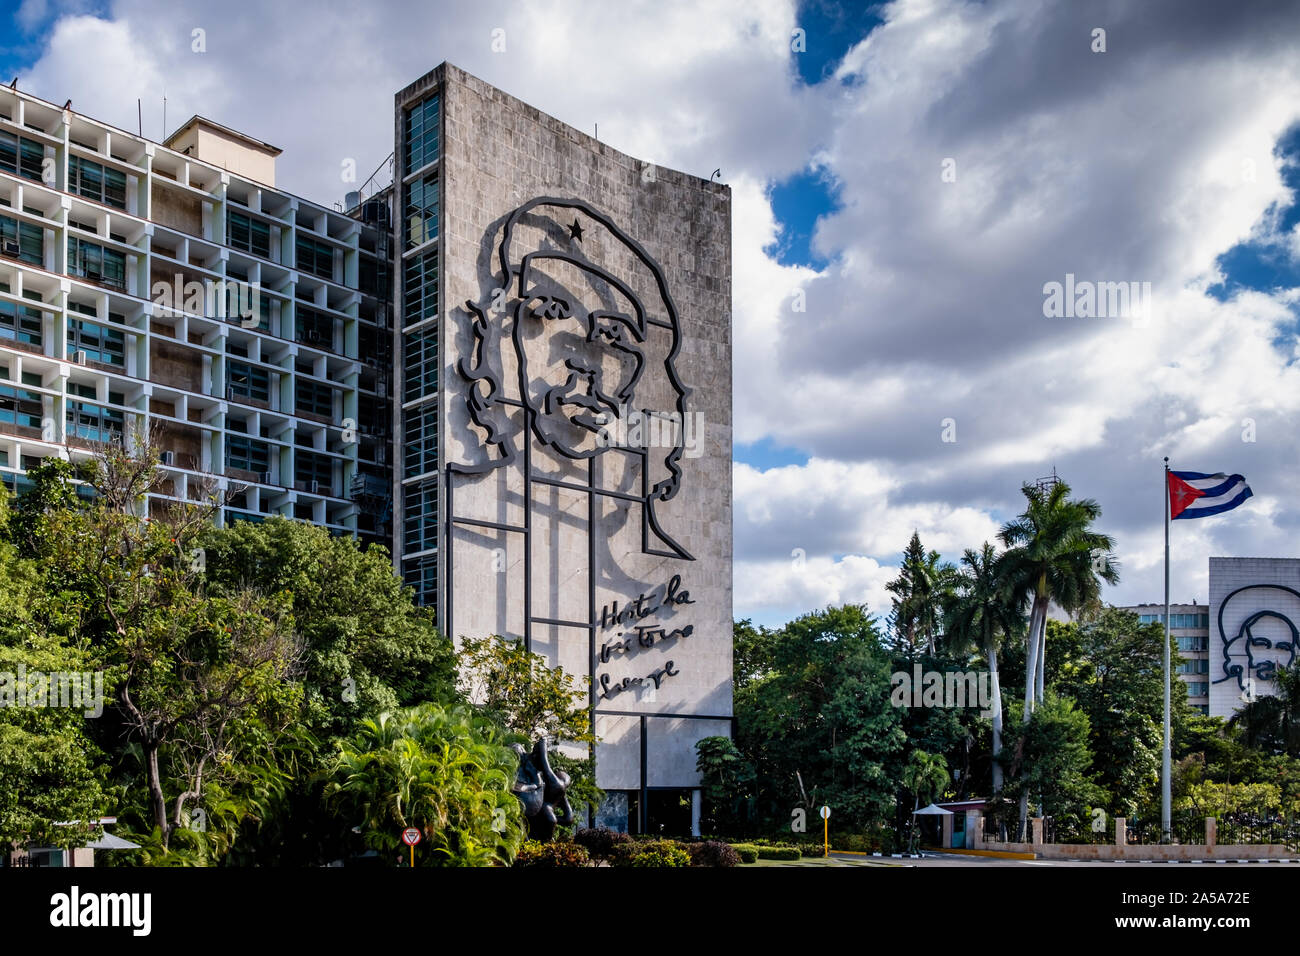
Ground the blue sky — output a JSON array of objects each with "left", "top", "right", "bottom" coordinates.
[{"left": 7, "top": 0, "right": 1300, "bottom": 630}]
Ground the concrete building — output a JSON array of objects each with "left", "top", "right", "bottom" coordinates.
[
  {"left": 1120, "top": 556, "right": 1300, "bottom": 719},
  {"left": 0, "top": 84, "right": 394, "bottom": 545},
  {"left": 1117, "top": 602, "right": 1210, "bottom": 714},
  {"left": 1207, "top": 557, "right": 1300, "bottom": 719},
  {"left": 1, "top": 63, "right": 734, "bottom": 836},
  {"left": 395, "top": 64, "right": 734, "bottom": 835}
]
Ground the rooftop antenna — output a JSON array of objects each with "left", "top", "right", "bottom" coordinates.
[
  {"left": 162, "top": 92, "right": 166, "bottom": 140},
  {"left": 1033, "top": 466, "right": 1061, "bottom": 495},
  {"left": 137, "top": 98, "right": 142, "bottom": 137}
]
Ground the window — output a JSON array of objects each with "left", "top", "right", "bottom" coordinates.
[
  {"left": 68, "top": 319, "right": 125, "bottom": 366},
  {"left": 403, "top": 480, "right": 438, "bottom": 554},
  {"left": 0, "top": 298, "right": 42, "bottom": 348},
  {"left": 228, "top": 210, "right": 271, "bottom": 258},
  {"left": 1177, "top": 660, "right": 1209, "bottom": 675},
  {"left": 1187, "top": 682, "right": 1209, "bottom": 698},
  {"left": 0, "top": 382, "right": 41, "bottom": 430},
  {"left": 67, "top": 236, "right": 126, "bottom": 290},
  {"left": 404, "top": 403, "right": 437, "bottom": 479},
  {"left": 295, "top": 450, "right": 333, "bottom": 494},
  {"left": 0, "top": 131, "right": 44, "bottom": 182},
  {"left": 295, "top": 307, "right": 332, "bottom": 348},
  {"left": 403, "top": 173, "right": 438, "bottom": 250},
  {"left": 402, "top": 251, "right": 437, "bottom": 327},
  {"left": 225, "top": 435, "right": 270, "bottom": 475},
  {"left": 402, "top": 554, "right": 437, "bottom": 609},
  {"left": 227, "top": 361, "right": 270, "bottom": 402},
  {"left": 66, "top": 400, "right": 123, "bottom": 443},
  {"left": 1177, "top": 635, "right": 1207, "bottom": 652},
  {"left": 68, "top": 156, "right": 127, "bottom": 209},
  {"left": 295, "top": 379, "right": 334, "bottom": 418},
  {"left": 403, "top": 95, "right": 439, "bottom": 174},
  {"left": 0, "top": 215, "right": 43, "bottom": 265},
  {"left": 402, "top": 325, "right": 437, "bottom": 401},
  {"left": 296, "top": 235, "right": 334, "bottom": 280}
]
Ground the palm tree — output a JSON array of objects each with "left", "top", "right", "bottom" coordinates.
[
  {"left": 887, "top": 531, "right": 958, "bottom": 655},
  {"left": 945, "top": 542, "right": 1024, "bottom": 795},
  {"left": 998, "top": 479, "right": 1118, "bottom": 837},
  {"left": 902, "top": 750, "right": 950, "bottom": 852}
]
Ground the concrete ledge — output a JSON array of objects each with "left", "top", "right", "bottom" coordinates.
[
  {"left": 982, "top": 841, "right": 1291, "bottom": 861},
  {"left": 935, "top": 847, "right": 1038, "bottom": 861}
]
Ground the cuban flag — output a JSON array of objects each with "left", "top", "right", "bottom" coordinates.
[{"left": 1168, "top": 471, "right": 1253, "bottom": 519}]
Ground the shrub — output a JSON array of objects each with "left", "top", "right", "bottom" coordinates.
[
  {"left": 730, "top": 843, "right": 760, "bottom": 864},
  {"left": 611, "top": 838, "right": 690, "bottom": 867},
  {"left": 688, "top": 840, "right": 739, "bottom": 867},
  {"left": 513, "top": 840, "right": 590, "bottom": 868},
  {"left": 838, "top": 828, "right": 896, "bottom": 855},
  {"left": 573, "top": 826, "right": 631, "bottom": 861},
  {"left": 756, "top": 844, "right": 801, "bottom": 861}
]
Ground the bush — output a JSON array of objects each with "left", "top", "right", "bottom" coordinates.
[
  {"left": 513, "top": 840, "right": 590, "bottom": 868},
  {"left": 688, "top": 840, "right": 739, "bottom": 867},
  {"left": 756, "top": 844, "right": 802, "bottom": 861},
  {"left": 573, "top": 826, "right": 631, "bottom": 861},
  {"left": 611, "top": 838, "right": 691, "bottom": 867},
  {"left": 730, "top": 843, "right": 760, "bottom": 864},
  {"left": 837, "top": 828, "right": 896, "bottom": 855}
]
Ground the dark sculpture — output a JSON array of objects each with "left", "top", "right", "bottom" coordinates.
[{"left": 512, "top": 738, "right": 574, "bottom": 842}]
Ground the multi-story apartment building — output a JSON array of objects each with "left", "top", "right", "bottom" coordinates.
[
  {"left": 1118, "top": 603, "right": 1211, "bottom": 714},
  {"left": 0, "top": 90, "right": 394, "bottom": 547}
]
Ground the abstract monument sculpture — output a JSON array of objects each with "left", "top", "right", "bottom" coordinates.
[{"left": 511, "top": 738, "right": 575, "bottom": 842}]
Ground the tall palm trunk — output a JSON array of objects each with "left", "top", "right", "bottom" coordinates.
[
  {"left": 1019, "top": 596, "right": 1047, "bottom": 842},
  {"left": 1035, "top": 619, "right": 1046, "bottom": 704},
  {"left": 985, "top": 634, "right": 1003, "bottom": 794},
  {"left": 1023, "top": 598, "right": 1046, "bottom": 718}
]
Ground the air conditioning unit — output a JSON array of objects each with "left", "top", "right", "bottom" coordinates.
[
  {"left": 161, "top": 451, "right": 175, "bottom": 466},
  {"left": 376, "top": 381, "right": 387, "bottom": 399},
  {"left": 307, "top": 330, "right": 322, "bottom": 345},
  {"left": 85, "top": 270, "right": 101, "bottom": 281},
  {"left": 1, "top": 239, "right": 19, "bottom": 257},
  {"left": 376, "top": 446, "right": 386, "bottom": 465},
  {"left": 225, "top": 385, "right": 235, "bottom": 400},
  {"left": 309, "top": 480, "right": 321, "bottom": 495},
  {"left": 258, "top": 470, "right": 271, "bottom": 484},
  {"left": 73, "top": 350, "right": 87, "bottom": 365}
]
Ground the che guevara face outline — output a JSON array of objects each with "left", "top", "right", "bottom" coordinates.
[{"left": 511, "top": 251, "right": 647, "bottom": 459}]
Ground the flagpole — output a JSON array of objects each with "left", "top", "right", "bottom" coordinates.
[{"left": 1162, "top": 457, "right": 1172, "bottom": 843}]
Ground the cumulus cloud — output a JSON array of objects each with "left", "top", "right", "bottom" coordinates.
[{"left": 13, "top": 0, "right": 1300, "bottom": 628}]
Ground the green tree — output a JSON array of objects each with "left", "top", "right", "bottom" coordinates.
[
  {"left": 901, "top": 749, "right": 949, "bottom": 851},
  {"left": 886, "top": 532, "right": 957, "bottom": 656},
  {"left": 944, "top": 542, "right": 1022, "bottom": 793},
  {"left": 733, "top": 618, "right": 776, "bottom": 693},
  {"left": 1050, "top": 609, "right": 1179, "bottom": 820},
  {"left": 695, "top": 735, "right": 756, "bottom": 834},
  {"left": 196, "top": 516, "right": 460, "bottom": 865},
  {"left": 16, "top": 440, "right": 303, "bottom": 855},
  {"left": 736, "top": 604, "right": 905, "bottom": 831},
  {"left": 0, "top": 489, "right": 109, "bottom": 850},
  {"left": 1004, "top": 692, "right": 1101, "bottom": 839},
  {"left": 326, "top": 702, "right": 524, "bottom": 866},
  {"left": 998, "top": 478, "right": 1117, "bottom": 835},
  {"left": 456, "top": 634, "right": 601, "bottom": 820}
]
